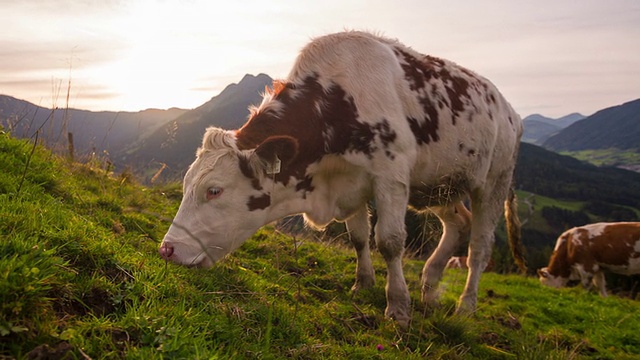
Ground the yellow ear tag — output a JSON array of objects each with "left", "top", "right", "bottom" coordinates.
[{"left": 266, "top": 156, "right": 281, "bottom": 175}]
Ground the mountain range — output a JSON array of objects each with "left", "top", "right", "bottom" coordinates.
[
  {"left": 543, "top": 98, "right": 640, "bottom": 152},
  {"left": 115, "top": 73, "right": 272, "bottom": 175},
  {"left": 1, "top": 74, "right": 638, "bottom": 181},
  {"left": 521, "top": 113, "right": 585, "bottom": 145},
  {"left": 0, "top": 95, "right": 187, "bottom": 157}
]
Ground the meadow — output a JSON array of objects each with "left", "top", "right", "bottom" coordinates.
[{"left": 1, "top": 132, "right": 639, "bottom": 359}]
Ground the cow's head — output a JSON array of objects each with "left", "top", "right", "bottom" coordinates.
[
  {"left": 159, "top": 127, "right": 298, "bottom": 267},
  {"left": 537, "top": 267, "right": 571, "bottom": 288}
]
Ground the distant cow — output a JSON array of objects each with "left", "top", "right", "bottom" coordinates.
[
  {"left": 446, "top": 256, "right": 494, "bottom": 272},
  {"left": 159, "top": 31, "right": 524, "bottom": 326},
  {"left": 538, "top": 222, "right": 640, "bottom": 296}
]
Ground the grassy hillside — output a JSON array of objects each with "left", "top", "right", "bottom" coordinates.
[
  {"left": 560, "top": 149, "right": 640, "bottom": 170},
  {"left": 2, "top": 132, "right": 640, "bottom": 359}
]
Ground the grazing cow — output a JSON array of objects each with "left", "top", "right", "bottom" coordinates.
[
  {"left": 538, "top": 222, "right": 640, "bottom": 297},
  {"left": 159, "top": 31, "right": 524, "bottom": 326},
  {"left": 446, "top": 256, "right": 494, "bottom": 272}
]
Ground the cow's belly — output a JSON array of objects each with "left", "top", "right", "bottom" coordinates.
[
  {"left": 408, "top": 174, "right": 469, "bottom": 209},
  {"left": 408, "top": 149, "right": 477, "bottom": 209}
]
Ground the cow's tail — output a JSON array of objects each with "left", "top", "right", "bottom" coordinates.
[{"left": 505, "top": 187, "right": 527, "bottom": 274}]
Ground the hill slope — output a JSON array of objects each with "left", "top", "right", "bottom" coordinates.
[
  {"left": 115, "top": 74, "right": 272, "bottom": 178},
  {"left": 516, "top": 142, "right": 640, "bottom": 208},
  {"left": 2, "top": 133, "right": 640, "bottom": 359},
  {"left": 543, "top": 98, "right": 640, "bottom": 151}
]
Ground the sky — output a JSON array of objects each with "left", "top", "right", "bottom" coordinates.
[{"left": 1, "top": 0, "right": 639, "bottom": 118}]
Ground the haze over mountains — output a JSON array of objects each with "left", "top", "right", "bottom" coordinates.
[
  {"left": 543, "top": 98, "right": 640, "bottom": 152},
  {"left": 1, "top": 73, "right": 638, "bottom": 180},
  {"left": 0, "top": 95, "right": 187, "bottom": 157},
  {"left": 116, "top": 73, "right": 272, "bottom": 174},
  {"left": 521, "top": 113, "right": 585, "bottom": 145}
]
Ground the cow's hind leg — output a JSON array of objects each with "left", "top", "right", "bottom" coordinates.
[
  {"left": 457, "top": 173, "right": 512, "bottom": 314},
  {"left": 421, "top": 202, "right": 471, "bottom": 308},
  {"left": 346, "top": 205, "right": 375, "bottom": 292}
]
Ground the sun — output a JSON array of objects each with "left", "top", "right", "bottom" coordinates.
[{"left": 92, "top": 2, "right": 237, "bottom": 111}]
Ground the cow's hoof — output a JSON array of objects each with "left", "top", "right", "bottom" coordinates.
[
  {"left": 454, "top": 297, "right": 476, "bottom": 316},
  {"left": 385, "top": 307, "right": 411, "bottom": 329},
  {"left": 421, "top": 285, "right": 441, "bottom": 308},
  {"left": 351, "top": 276, "right": 375, "bottom": 293}
]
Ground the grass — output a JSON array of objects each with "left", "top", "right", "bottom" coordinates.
[
  {"left": 515, "top": 190, "right": 588, "bottom": 232},
  {"left": 2, "top": 131, "right": 640, "bottom": 359}
]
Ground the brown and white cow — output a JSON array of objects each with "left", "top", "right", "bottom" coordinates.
[
  {"left": 159, "top": 31, "right": 524, "bottom": 326},
  {"left": 538, "top": 222, "right": 640, "bottom": 297}
]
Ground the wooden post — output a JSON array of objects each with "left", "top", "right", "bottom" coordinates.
[{"left": 67, "top": 132, "right": 74, "bottom": 162}]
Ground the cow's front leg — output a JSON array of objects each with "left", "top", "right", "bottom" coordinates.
[
  {"left": 374, "top": 178, "right": 411, "bottom": 327},
  {"left": 592, "top": 271, "right": 608, "bottom": 297},
  {"left": 346, "top": 205, "right": 375, "bottom": 292}
]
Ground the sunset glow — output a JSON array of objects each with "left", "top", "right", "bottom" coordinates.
[{"left": 1, "top": 0, "right": 639, "bottom": 117}]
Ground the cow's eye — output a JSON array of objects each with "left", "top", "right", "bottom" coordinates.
[{"left": 206, "top": 187, "right": 223, "bottom": 200}]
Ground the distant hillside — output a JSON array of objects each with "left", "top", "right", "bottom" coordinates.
[
  {"left": 0, "top": 95, "right": 186, "bottom": 156},
  {"left": 543, "top": 98, "right": 640, "bottom": 151},
  {"left": 521, "top": 113, "right": 584, "bottom": 144},
  {"left": 116, "top": 73, "right": 272, "bottom": 178},
  {"left": 516, "top": 142, "right": 640, "bottom": 208}
]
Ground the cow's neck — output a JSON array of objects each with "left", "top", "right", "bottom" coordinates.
[
  {"left": 235, "top": 76, "right": 367, "bottom": 227},
  {"left": 261, "top": 157, "right": 371, "bottom": 229},
  {"left": 547, "top": 241, "right": 572, "bottom": 278}
]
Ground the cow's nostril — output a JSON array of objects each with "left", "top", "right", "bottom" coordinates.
[{"left": 159, "top": 243, "right": 174, "bottom": 259}]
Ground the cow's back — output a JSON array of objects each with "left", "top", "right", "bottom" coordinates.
[{"left": 289, "top": 31, "right": 521, "bottom": 207}]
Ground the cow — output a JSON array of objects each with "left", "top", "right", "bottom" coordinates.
[
  {"left": 159, "top": 31, "right": 525, "bottom": 326},
  {"left": 538, "top": 222, "right": 640, "bottom": 297},
  {"left": 446, "top": 256, "right": 494, "bottom": 272}
]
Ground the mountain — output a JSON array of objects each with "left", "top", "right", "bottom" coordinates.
[
  {"left": 115, "top": 73, "right": 272, "bottom": 178},
  {"left": 0, "top": 95, "right": 187, "bottom": 157},
  {"left": 543, "top": 98, "right": 640, "bottom": 151},
  {"left": 521, "top": 113, "right": 585, "bottom": 145}
]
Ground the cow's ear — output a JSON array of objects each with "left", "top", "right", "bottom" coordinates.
[{"left": 253, "top": 136, "right": 299, "bottom": 174}]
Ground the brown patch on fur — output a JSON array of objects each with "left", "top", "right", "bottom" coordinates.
[
  {"left": 236, "top": 74, "right": 397, "bottom": 193},
  {"left": 395, "top": 48, "right": 480, "bottom": 143},
  {"left": 238, "top": 155, "right": 262, "bottom": 190},
  {"left": 592, "top": 223, "right": 640, "bottom": 266},
  {"left": 248, "top": 193, "right": 271, "bottom": 211},
  {"left": 546, "top": 233, "right": 573, "bottom": 278},
  {"left": 269, "top": 80, "right": 287, "bottom": 96}
]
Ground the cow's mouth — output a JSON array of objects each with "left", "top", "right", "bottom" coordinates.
[{"left": 159, "top": 241, "right": 217, "bottom": 268}]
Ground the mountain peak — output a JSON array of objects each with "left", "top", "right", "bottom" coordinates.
[{"left": 543, "top": 98, "right": 640, "bottom": 151}]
